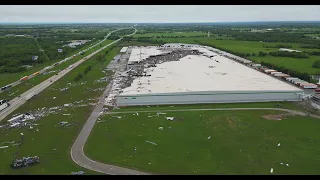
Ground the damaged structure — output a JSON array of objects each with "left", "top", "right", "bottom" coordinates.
[{"left": 105, "top": 43, "right": 304, "bottom": 107}]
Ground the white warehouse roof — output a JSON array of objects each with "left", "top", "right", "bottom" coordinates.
[{"left": 120, "top": 52, "right": 302, "bottom": 96}]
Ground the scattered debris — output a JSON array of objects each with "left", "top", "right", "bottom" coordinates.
[
  {"left": 2, "top": 141, "right": 15, "bottom": 144},
  {"left": 207, "top": 136, "right": 211, "bottom": 140},
  {"left": 112, "top": 116, "right": 122, "bottom": 119},
  {"left": 146, "top": 140, "right": 157, "bottom": 145},
  {"left": 158, "top": 127, "right": 163, "bottom": 130},
  {"left": 270, "top": 168, "right": 273, "bottom": 174},
  {"left": 63, "top": 114, "right": 71, "bottom": 116},
  {"left": 286, "top": 164, "right": 289, "bottom": 167},
  {"left": 20, "top": 133, "right": 24, "bottom": 136},
  {"left": 11, "top": 156, "right": 40, "bottom": 169},
  {"left": 263, "top": 113, "right": 294, "bottom": 121},
  {"left": 53, "top": 97, "right": 56, "bottom": 99},
  {"left": 71, "top": 171, "right": 85, "bottom": 175},
  {"left": 280, "top": 162, "right": 284, "bottom": 165},
  {"left": 0, "top": 146, "right": 9, "bottom": 149},
  {"left": 277, "top": 143, "right": 281, "bottom": 147},
  {"left": 59, "top": 121, "right": 68, "bottom": 126},
  {"left": 64, "top": 104, "right": 70, "bottom": 107},
  {"left": 166, "top": 117, "right": 175, "bottom": 121}
]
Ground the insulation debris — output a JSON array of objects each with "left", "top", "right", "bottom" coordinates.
[{"left": 146, "top": 140, "right": 157, "bottom": 145}]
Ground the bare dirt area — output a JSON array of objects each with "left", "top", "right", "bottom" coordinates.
[{"left": 262, "top": 113, "right": 295, "bottom": 121}]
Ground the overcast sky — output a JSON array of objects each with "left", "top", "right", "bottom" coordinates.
[{"left": 0, "top": 5, "right": 320, "bottom": 23}]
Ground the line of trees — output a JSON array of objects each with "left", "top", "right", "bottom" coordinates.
[{"left": 268, "top": 51, "right": 309, "bottom": 58}]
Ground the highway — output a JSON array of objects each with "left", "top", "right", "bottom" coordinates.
[
  {"left": 0, "top": 27, "right": 136, "bottom": 121},
  {"left": 0, "top": 28, "right": 131, "bottom": 94}
]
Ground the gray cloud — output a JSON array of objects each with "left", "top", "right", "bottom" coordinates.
[{"left": 0, "top": 5, "right": 319, "bottom": 23}]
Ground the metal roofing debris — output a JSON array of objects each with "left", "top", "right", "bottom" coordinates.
[
  {"left": 146, "top": 140, "right": 157, "bottom": 145},
  {"left": 166, "top": 117, "right": 175, "bottom": 121},
  {"left": 0, "top": 146, "right": 9, "bottom": 149},
  {"left": 71, "top": 171, "right": 85, "bottom": 175},
  {"left": 158, "top": 127, "right": 163, "bottom": 130}
]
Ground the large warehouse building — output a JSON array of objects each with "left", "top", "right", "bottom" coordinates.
[{"left": 114, "top": 44, "right": 304, "bottom": 106}]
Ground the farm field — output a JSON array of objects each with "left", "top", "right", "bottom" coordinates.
[
  {"left": 0, "top": 38, "right": 108, "bottom": 88},
  {"left": 0, "top": 39, "right": 115, "bottom": 100},
  {"left": 85, "top": 110, "right": 320, "bottom": 175},
  {"left": 0, "top": 45, "right": 120, "bottom": 175}
]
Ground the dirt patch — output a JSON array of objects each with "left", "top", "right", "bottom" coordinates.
[{"left": 262, "top": 113, "right": 295, "bottom": 121}]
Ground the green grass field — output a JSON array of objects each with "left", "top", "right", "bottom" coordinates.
[
  {"left": 0, "top": 39, "right": 115, "bottom": 100},
  {"left": 85, "top": 110, "right": 320, "bottom": 175},
  {"left": 0, "top": 45, "right": 120, "bottom": 175}
]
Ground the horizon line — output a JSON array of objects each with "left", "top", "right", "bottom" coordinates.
[{"left": 1, "top": 20, "right": 320, "bottom": 25}]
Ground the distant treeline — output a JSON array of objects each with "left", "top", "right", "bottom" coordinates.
[
  {"left": 263, "top": 44, "right": 293, "bottom": 48},
  {"left": 268, "top": 51, "right": 309, "bottom": 58}
]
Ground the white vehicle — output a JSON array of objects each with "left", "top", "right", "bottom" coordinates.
[{"left": 0, "top": 100, "right": 10, "bottom": 112}]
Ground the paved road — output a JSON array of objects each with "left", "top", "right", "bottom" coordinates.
[{"left": 0, "top": 28, "right": 135, "bottom": 121}]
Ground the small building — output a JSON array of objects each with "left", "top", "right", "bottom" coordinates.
[
  {"left": 279, "top": 48, "right": 302, "bottom": 53},
  {"left": 120, "top": 47, "right": 128, "bottom": 53},
  {"left": 32, "top": 56, "right": 38, "bottom": 61}
]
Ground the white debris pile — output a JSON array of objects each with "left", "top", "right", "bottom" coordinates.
[
  {"left": 4, "top": 113, "right": 37, "bottom": 129},
  {"left": 166, "top": 117, "right": 175, "bottom": 121},
  {"left": 94, "top": 77, "right": 108, "bottom": 84}
]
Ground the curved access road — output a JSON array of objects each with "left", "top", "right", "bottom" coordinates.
[{"left": 71, "top": 103, "right": 319, "bottom": 175}]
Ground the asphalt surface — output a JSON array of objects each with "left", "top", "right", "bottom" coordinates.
[{"left": 0, "top": 28, "right": 135, "bottom": 121}]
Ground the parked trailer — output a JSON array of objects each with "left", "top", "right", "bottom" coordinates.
[
  {"left": 264, "top": 69, "right": 277, "bottom": 73},
  {"left": 0, "top": 100, "right": 10, "bottom": 112},
  {"left": 286, "top": 77, "right": 298, "bottom": 81},
  {"left": 20, "top": 76, "right": 28, "bottom": 81},
  {"left": 275, "top": 74, "right": 290, "bottom": 78},
  {"left": 271, "top": 72, "right": 282, "bottom": 75},
  {"left": 301, "top": 83, "right": 317, "bottom": 89}
]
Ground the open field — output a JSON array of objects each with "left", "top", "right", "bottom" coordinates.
[
  {"left": 85, "top": 110, "right": 320, "bottom": 175},
  {"left": 0, "top": 45, "right": 120, "bottom": 175},
  {"left": 0, "top": 39, "right": 114, "bottom": 100},
  {"left": 0, "top": 38, "right": 108, "bottom": 88}
]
